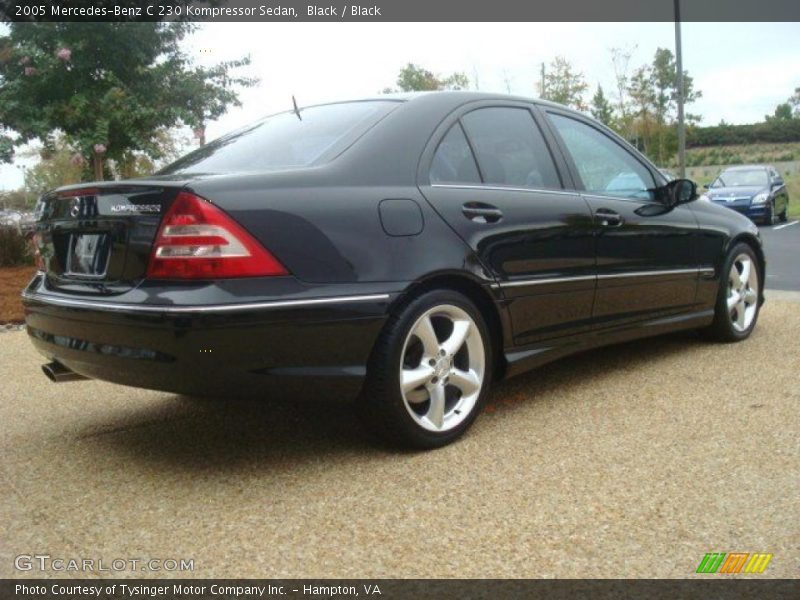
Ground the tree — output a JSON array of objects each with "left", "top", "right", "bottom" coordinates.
[
  {"left": 786, "top": 87, "right": 799, "bottom": 118},
  {"left": 538, "top": 57, "right": 588, "bottom": 110},
  {"left": 22, "top": 138, "right": 84, "bottom": 198},
  {"left": 650, "top": 48, "right": 701, "bottom": 125},
  {"left": 620, "top": 48, "right": 702, "bottom": 164},
  {"left": 390, "top": 63, "right": 470, "bottom": 92},
  {"left": 0, "top": 22, "right": 256, "bottom": 181},
  {"left": 627, "top": 65, "right": 657, "bottom": 153},
  {"left": 610, "top": 45, "right": 636, "bottom": 140},
  {"left": 590, "top": 85, "right": 615, "bottom": 126},
  {"left": 767, "top": 103, "right": 794, "bottom": 122},
  {"left": 0, "top": 189, "right": 36, "bottom": 210}
]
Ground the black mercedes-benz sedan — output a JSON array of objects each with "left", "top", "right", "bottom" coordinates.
[{"left": 23, "top": 92, "right": 765, "bottom": 448}]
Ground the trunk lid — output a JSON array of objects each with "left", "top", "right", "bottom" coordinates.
[{"left": 34, "top": 182, "right": 186, "bottom": 294}]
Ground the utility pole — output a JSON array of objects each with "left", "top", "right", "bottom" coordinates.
[{"left": 674, "top": 0, "right": 686, "bottom": 178}]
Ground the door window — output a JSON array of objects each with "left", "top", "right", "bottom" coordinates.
[
  {"left": 549, "top": 114, "right": 655, "bottom": 200},
  {"left": 460, "top": 107, "right": 561, "bottom": 189},
  {"left": 429, "top": 123, "right": 481, "bottom": 184}
]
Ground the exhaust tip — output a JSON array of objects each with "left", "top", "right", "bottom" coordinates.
[
  {"left": 42, "top": 361, "right": 89, "bottom": 383},
  {"left": 41, "top": 363, "right": 58, "bottom": 382}
]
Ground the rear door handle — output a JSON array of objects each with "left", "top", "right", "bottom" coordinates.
[
  {"left": 462, "top": 202, "right": 503, "bottom": 223},
  {"left": 595, "top": 208, "right": 623, "bottom": 227}
]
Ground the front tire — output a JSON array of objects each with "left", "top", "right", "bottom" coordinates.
[
  {"left": 763, "top": 201, "right": 776, "bottom": 226},
  {"left": 779, "top": 204, "right": 788, "bottom": 222},
  {"left": 703, "top": 243, "right": 761, "bottom": 342},
  {"left": 358, "top": 289, "right": 493, "bottom": 449}
]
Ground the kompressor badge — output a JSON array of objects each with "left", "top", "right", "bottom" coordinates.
[{"left": 111, "top": 204, "right": 160, "bottom": 213}]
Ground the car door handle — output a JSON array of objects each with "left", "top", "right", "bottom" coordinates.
[
  {"left": 595, "top": 208, "right": 624, "bottom": 227},
  {"left": 462, "top": 202, "right": 503, "bottom": 223}
]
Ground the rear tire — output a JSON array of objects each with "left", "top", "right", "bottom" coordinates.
[
  {"left": 703, "top": 243, "right": 761, "bottom": 343},
  {"left": 358, "top": 289, "right": 493, "bottom": 449}
]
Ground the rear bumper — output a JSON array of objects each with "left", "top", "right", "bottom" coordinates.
[{"left": 22, "top": 275, "right": 396, "bottom": 400}]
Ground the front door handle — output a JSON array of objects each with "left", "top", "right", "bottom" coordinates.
[
  {"left": 595, "top": 208, "right": 623, "bottom": 227},
  {"left": 462, "top": 202, "right": 503, "bottom": 223}
]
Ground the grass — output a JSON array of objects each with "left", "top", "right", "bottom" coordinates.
[
  {"left": 682, "top": 142, "right": 800, "bottom": 168},
  {"left": 785, "top": 173, "right": 800, "bottom": 219}
]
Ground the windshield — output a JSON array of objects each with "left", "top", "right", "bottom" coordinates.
[
  {"left": 160, "top": 101, "right": 398, "bottom": 175},
  {"left": 711, "top": 169, "right": 768, "bottom": 188}
]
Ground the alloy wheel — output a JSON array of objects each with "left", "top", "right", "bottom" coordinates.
[
  {"left": 727, "top": 254, "right": 759, "bottom": 332},
  {"left": 399, "top": 304, "right": 485, "bottom": 432}
]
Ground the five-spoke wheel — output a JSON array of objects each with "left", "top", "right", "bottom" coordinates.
[
  {"left": 706, "top": 242, "right": 761, "bottom": 342},
  {"left": 400, "top": 305, "right": 485, "bottom": 432},
  {"left": 358, "top": 290, "right": 491, "bottom": 449},
  {"left": 727, "top": 254, "right": 759, "bottom": 332}
]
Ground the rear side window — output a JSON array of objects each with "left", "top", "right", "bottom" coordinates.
[
  {"left": 160, "top": 101, "right": 398, "bottom": 174},
  {"left": 430, "top": 123, "right": 481, "bottom": 184},
  {"left": 460, "top": 107, "right": 561, "bottom": 189}
]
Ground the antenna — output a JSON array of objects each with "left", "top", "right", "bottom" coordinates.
[{"left": 292, "top": 95, "right": 302, "bottom": 121}]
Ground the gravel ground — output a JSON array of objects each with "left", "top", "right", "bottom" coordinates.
[
  {"left": 1, "top": 300, "right": 798, "bottom": 579},
  {"left": 0, "top": 265, "right": 35, "bottom": 324}
]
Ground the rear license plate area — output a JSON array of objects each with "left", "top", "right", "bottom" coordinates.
[{"left": 66, "top": 233, "right": 111, "bottom": 277}]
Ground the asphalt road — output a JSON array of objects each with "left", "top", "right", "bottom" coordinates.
[
  {"left": 1, "top": 296, "right": 798, "bottom": 579},
  {"left": 760, "top": 220, "right": 800, "bottom": 291}
]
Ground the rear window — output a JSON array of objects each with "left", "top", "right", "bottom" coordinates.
[{"left": 160, "top": 101, "right": 398, "bottom": 175}]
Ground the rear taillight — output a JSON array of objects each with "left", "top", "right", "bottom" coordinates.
[{"left": 146, "top": 191, "right": 288, "bottom": 279}]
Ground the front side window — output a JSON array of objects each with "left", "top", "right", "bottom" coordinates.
[
  {"left": 549, "top": 113, "right": 655, "bottom": 200},
  {"left": 160, "top": 101, "right": 398, "bottom": 174},
  {"left": 430, "top": 123, "right": 481, "bottom": 184},
  {"left": 460, "top": 107, "right": 561, "bottom": 189}
]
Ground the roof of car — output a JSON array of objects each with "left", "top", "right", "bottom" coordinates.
[
  {"left": 722, "top": 164, "right": 772, "bottom": 171},
  {"left": 308, "top": 91, "right": 571, "bottom": 111}
]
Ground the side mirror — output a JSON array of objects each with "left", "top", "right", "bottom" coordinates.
[
  {"left": 659, "top": 178, "right": 697, "bottom": 207},
  {"left": 772, "top": 179, "right": 784, "bottom": 188},
  {"left": 703, "top": 183, "right": 711, "bottom": 189}
]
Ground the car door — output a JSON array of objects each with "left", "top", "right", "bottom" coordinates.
[
  {"left": 419, "top": 102, "right": 596, "bottom": 346},
  {"left": 541, "top": 109, "right": 700, "bottom": 327}
]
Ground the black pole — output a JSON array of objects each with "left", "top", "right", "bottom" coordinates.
[{"left": 674, "top": 0, "right": 686, "bottom": 178}]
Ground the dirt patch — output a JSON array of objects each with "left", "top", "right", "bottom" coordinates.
[{"left": 0, "top": 266, "right": 36, "bottom": 323}]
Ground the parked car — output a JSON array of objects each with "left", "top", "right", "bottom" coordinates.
[
  {"left": 701, "top": 165, "right": 789, "bottom": 225},
  {"left": 0, "top": 209, "right": 22, "bottom": 226},
  {"left": 23, "top": 92, "right": 764, "bottom": 448}
]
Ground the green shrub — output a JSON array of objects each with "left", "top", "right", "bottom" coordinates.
[
  {"left": 687, "top": 119, "right": 800, "bottom": 147},
  {"left": 0, "top": 226, "right": 32, "bottom": 267}
]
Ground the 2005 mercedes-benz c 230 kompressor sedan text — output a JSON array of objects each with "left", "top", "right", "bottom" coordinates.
[{"left": 23, "top": 92, "right": 765, "bottom": 448}]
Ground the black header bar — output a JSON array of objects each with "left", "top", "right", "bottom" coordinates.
[
  {"left": 1, "top": 0, "right": 800, "bottom": 22},
  {"left": 3, "top": 579, "right": 800, "bottom": 600}
]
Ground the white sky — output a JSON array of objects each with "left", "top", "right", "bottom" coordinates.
[{"left": 1, "top": 21, "right": 799, "bottom": 190}]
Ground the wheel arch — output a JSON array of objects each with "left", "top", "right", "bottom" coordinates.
[{"left": 391, "top": 272, "right": 510, "bottom": 380}]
